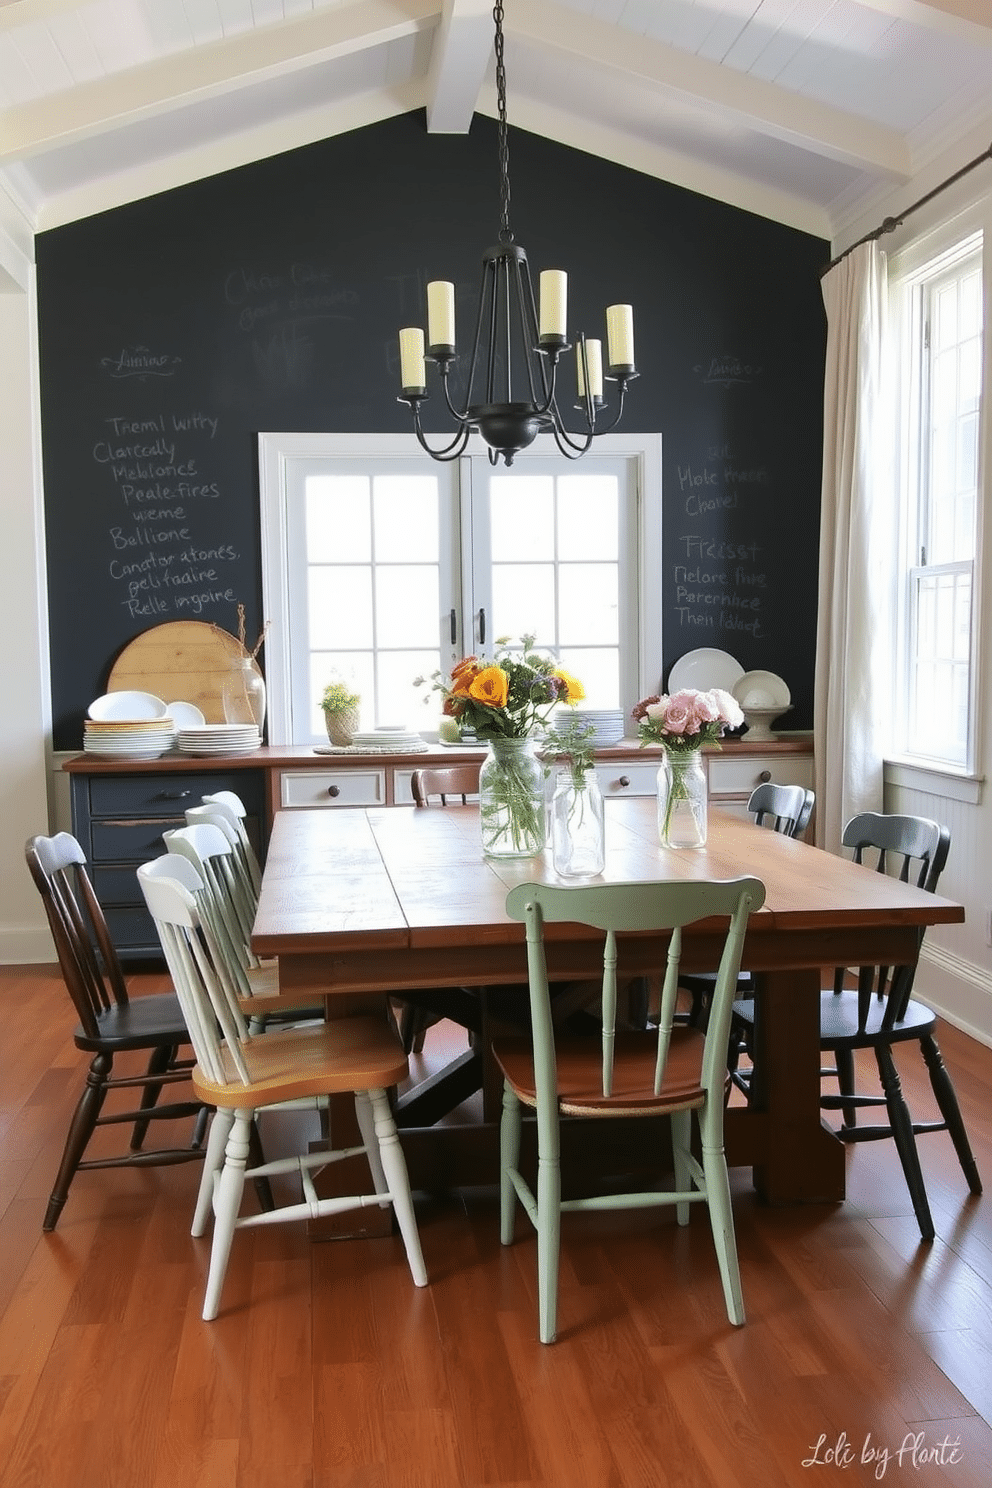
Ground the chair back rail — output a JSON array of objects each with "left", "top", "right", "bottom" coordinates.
[{"left": 411, "top": 764, "right": 481, "bottom": 806}]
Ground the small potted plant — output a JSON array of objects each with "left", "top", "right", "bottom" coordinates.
[{"left": 320, "top": 679, "right": 361, "bottom": 746}]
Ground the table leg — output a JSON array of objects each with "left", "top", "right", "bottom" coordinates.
[{"left": 747, "top": 966, "right": 846, "bottom": 1204}]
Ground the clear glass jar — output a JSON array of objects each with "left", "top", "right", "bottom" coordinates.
[
  {"left": 479, "top": 737, "right": 546, "bottom": 859},
  {"left": 657, "top": 749, "right": 707, "bottom": 849},
  {"left": 222, "top": 657, "right": 266, "bottom": 734},
  {"left": 551, "top": 765, "right": 605, "bottom": 877}
]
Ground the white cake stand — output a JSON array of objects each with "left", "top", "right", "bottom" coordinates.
[{"left": 741, "top": 705, "right": 791, "bottom": 742}]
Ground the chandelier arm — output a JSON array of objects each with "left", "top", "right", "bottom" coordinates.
[
  {"left": 436, "top": 364, "right": 473, "bottom": 426},
  {"left": 549, "top": 421, "right": 595, "bottom": 457},
  {"left": 409, "top": 404, "right": 473, "bottom": 461},
  {"left": 591, "top": 382, "right": 629, "bottom": 436},
  {"left": 549, "top": 426, "right": 595, "bottom": 460}
]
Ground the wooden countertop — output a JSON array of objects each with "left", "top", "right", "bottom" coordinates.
[{"left": 62, "top": 735, "right": 813, "bottom": 774}]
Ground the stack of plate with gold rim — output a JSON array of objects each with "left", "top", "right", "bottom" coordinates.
[{"left": 83, "top": 717, "right": 176, "bottom": 759}]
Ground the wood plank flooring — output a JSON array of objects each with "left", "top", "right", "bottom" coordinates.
[{"left": 1, "top": 962, "right": 992, "bottom": 1486}]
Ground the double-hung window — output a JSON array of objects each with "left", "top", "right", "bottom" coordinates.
[
  {"left": 259, "top": 433, "right": 659, "bottom": 745},
  {"left": 892, "top": 231, "right": 984, "bottom": 772}
]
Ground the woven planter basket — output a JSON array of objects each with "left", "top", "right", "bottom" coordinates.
[{"left": 324, "top": 705, "right": 360, "bottom": 747}]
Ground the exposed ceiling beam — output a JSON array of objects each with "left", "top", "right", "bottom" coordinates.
[
  {"left": 426, "top": 0, "right": 493, "bottom": 133},
  {"left": 852, "top": 0, "right": 992, "bottom": 45},
  {"left": 0, "top": 0, "right": 438, "bottom": 164},
  {"left": 511, "top": 0, "right": 911, "bottom": 178}
]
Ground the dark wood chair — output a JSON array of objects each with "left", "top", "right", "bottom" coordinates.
[
  {"left": 731, "top": 811, "right": 982, "bottom": 1240},
  {"left": 410, "top": 763, "right": 480, "bottom": 807},
  {"left": 25, "top": 832, "right": 208, "bottom": 1231},
  {"left": 677, "top": 780, "right": 815, "bottom": 1027}
]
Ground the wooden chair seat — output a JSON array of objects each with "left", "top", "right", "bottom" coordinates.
[
  {"left": 494, "top": 1028, "right": 708, "bottom": 1114},
  {"left": 817, "top": 989, "right": 937, "bottom": 1046},
  {"left": 194, "top": 1018, "right": 409, "bottom": 1109}
]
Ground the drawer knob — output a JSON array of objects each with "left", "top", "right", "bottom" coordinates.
[
  {"left": 155, "top": 790, "right": 192, "bottom": 801},
  {"left": 758, "top": 769, "right": 772, "bottom": 783},
  {"left": 327, "top": 785, "right": 340, "bottom": 798},
  {"left": 617, "top": 775, "right": 630, "bottom": 789}
]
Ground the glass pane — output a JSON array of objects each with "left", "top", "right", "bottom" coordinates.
[
  {"left": 377, "top": 649, "right": 441, "bottom": 730},
  {"left": 306, "top": 476, "right": 370, "bottom": 562},
  {"left": 373, "top": 476, "right": 439, "bottom": 562},
  {"left": 557, "top": 475, "right": 619, "bottom": 560},
  {"left": 491, "top": 563, "right": 555, "bottom": 641},
  {"left": 374, "top": 565, "right": 440, "bottom": 647},
  {"left": 309, "top": 651, "right": 374, "bottom": 735},
  {"left": 490, "top": 477, "right": 554, "bottom": 560},
  {"left": 934, "top": 281, "right": 958, "bottom": 349},
  {"left": 559, "top": 564, "right": 619, "bottom": 644},
  {"left": 308, "top": 566, "right": 373, "bottom": 648},
  {"left": 558, "top": 646, "right": 619, "bottom": 710}
]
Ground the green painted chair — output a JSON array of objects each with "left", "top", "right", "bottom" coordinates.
[{"left": 494, "top": 874, "right": 765, "bottom": 1344}]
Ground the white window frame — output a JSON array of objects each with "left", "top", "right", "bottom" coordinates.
[
  {"left": 889, "top": 223, "right": 986, "bottom": 778},
  {"left": 258, "top": 432, "right": 662, "bottom": 746}
]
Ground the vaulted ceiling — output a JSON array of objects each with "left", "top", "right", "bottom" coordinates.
[{"left": 2, "top": 0, "right": 991, "bottom": 242}]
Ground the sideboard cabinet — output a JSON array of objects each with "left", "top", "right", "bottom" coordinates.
[{"left": 65, "top": 737, "right": 812, "bottom": 960}]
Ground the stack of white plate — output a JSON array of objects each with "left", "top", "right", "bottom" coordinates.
[
  {"left": 83, "top": 717, "right": 176, "bottom": 759},
  {"left": 349, "top": 729, "right": 428, "bottom": 753},
  {"left": 555, "top": 708, "right": 626, "bottom": 745},
  {"left": 177, "top": 724, "right": 261, "bottom": 757}
]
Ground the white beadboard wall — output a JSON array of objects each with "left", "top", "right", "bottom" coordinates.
[{"left": 885, "top": 774, "right": 992, "bottom": 1049}]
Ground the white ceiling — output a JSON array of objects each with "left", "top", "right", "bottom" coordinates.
[{"left": 1, "top": 0, "right": 991, "bottom": 242}]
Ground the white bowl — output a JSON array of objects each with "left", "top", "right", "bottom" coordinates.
[
  {"left": 732, "top": 670, "right": 790, "bottom": 710},
  {"left": 88, "top": 690, "right": 167, "bottom": 721}
]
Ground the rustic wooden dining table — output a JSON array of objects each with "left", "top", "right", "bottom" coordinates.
[{"left": 251, "top": 797, "right": 964, "bottom": 1207}]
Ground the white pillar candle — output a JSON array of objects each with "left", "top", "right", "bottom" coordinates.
[
  {"left": 427, "top": 281, "right": 455, "bottom": 347},
  {"left": 576, "top": 338, "right": 603, "bottom": 399},
  {"left": 539, "top": 270, "right": 567, "bottom": 338},
  {"left": 399, "top": 327, "right": 426, "bottom": 390},
  {"left": 607, "top": 304, "right": 634, "bottom": 367}
]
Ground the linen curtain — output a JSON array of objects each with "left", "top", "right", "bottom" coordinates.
[{"left": 814, "top": 241, "right": 890, "bottom": 853}]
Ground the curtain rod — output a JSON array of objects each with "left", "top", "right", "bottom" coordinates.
[{"left": 821, "top": 139, "right": 992, "bottom": 277}]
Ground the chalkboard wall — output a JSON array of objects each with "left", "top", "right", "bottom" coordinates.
[{"left": 36, "top": 110, "right": 828, "bottom": 749}]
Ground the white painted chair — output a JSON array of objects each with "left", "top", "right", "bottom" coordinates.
[
  {"left": 494, "top": 875, "right": 765, "bottom": 1344},
  {"left": 199, "top": 789, "right": 263, "bottom": 895},
  {"left": 137, "top": 856, "right": 428, "bottom": 1320},
  {"left": 164, "top": 821, "right": 320, "bottom": 1028}
]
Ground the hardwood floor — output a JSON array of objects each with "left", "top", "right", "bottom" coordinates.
[{"left": 1, "top": 962, "right": 991, "bottom": 1487}]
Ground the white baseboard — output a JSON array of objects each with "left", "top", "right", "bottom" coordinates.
[
  {"left": 915, "top": 942, "right": 992, "bottom": 1048},
  {"left": 1, "top": 922, "right": 55, "bottom": 964}
]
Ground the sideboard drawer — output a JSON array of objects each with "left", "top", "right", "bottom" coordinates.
[
  {"left": 280, "top": 768, "right": 387, "bottom": 809},
  {"left": 88, "top": 772, "right": 226, "bottom": 816},
  {"left": 91, "top": 819, "right": 180, "bottom": 861},
  {"left": 708, "top": 754, "right": 813, "bottom": 798},
  {"left": 594, "top": 761, "right": 658, "bottom": 797}
]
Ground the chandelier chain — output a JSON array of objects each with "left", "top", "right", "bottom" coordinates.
[{"left": 493, "top": 0, "right": 512, "bottom": 244}]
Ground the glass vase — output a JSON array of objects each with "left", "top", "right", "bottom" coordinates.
[
  {"left": 657, "top": 749, "right": 707, "bottom": 849},
  {"left": 222, "top": 657, "right": 266, "bottom": 734},
  {"left": 479, "top": 737, "right": 546, "bottom": 859},
  {"left": 551, "top": 766, "right": 605, "bottom": 877}
]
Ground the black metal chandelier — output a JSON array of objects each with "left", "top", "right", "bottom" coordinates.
[{"left": 397, "top": 0, "right": 638, "bottom": 467}]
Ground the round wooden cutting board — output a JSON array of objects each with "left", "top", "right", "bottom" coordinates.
[{"left": 106, "top": 620, "right": 263, "bottom": 724}]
